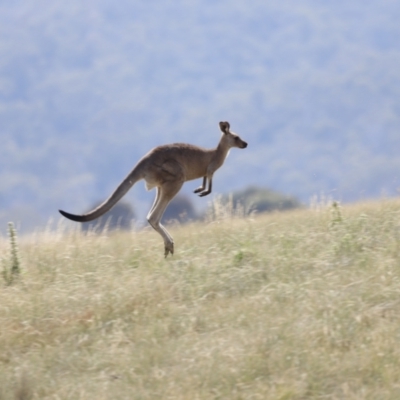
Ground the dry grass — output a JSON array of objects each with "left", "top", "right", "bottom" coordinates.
[{"left": 2, "top": 199, "right": 400, "bottom": 399}]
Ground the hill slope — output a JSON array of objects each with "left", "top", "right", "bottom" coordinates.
[{"left": 1, "top": 199, "right": 400, "bottom": 398}]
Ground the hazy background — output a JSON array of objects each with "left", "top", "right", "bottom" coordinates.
[{"left": 1, "top": 0, "right": 400, "bottom": 233}]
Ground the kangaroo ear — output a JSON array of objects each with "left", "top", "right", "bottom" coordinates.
[{"left": 219, "top": 121, "right": 230, "bottom": 133}]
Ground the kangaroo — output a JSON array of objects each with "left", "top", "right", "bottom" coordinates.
[{"left": 59, "top": 121, "right": 248, "bottom": 256}]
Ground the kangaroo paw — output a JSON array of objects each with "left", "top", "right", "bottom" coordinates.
[{"left": 164, "top": 242, "right": 174, "bottom": 257}]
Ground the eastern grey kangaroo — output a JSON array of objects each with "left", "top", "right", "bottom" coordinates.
[{"left": 59, "top": 121, "right": 248, "bottom": 256}]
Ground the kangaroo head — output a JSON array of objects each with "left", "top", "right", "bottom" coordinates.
[{"left": 219, "top": 121, "right": 248, "bottom": 149}]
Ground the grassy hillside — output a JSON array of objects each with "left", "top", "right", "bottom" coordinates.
[{"left": 1, "top": 199, "right": 400, "bottom": 399}]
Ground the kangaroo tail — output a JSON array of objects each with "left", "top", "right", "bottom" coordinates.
[{"left": 59, "top": 167, "right": 143, "bottom": 223}]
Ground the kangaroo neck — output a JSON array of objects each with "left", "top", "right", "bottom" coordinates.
[{"left": 213, "top": 140, "right": 230, "bottom": 166}]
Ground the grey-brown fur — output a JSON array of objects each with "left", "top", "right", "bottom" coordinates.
[{"left": 59, "top": 121, "right": 247, "bottom": 256}]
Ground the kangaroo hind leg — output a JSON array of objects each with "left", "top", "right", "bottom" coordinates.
[{"left": 147, "top": 181, "right": 183, "bottom": 257}]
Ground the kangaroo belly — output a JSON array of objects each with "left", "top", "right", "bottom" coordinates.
[
  {"left": 144, "top": 158, "right": 186, "bottom": 190},
  {"left": 142, "top": 143, "right": 212, "bottom": 186}
]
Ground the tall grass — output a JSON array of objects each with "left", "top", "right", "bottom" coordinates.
[
  {"left": 2, "top": 222, "right": 21, "bottom": 286},
  {"left": 1, "top": 199, "right": 400, "bottom": 399}
]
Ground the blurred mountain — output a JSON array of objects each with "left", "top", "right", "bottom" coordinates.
[
  {"left": 162, "top": 194, "right": 198, "bottom": 225},
  {"left": 1, "top": 0, "right": 400, "bottom": 233},
  {"left": 81, "top": 201, "right": 135, "bottom": 233},
  {"left": 222, "top": 186, "right": 302, "bottom": 215}
]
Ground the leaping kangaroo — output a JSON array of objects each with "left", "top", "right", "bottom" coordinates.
[{"left": 59, "top": 121, "right": 248, "bottom": 256}]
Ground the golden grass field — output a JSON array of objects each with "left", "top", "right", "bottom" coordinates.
[{"left": 2, "top": 199, "right": 400, "bottom": 399}]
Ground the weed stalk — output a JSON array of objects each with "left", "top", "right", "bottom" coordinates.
[{"left": 2, "top": 222, "right": 21, "bottom": 285}]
